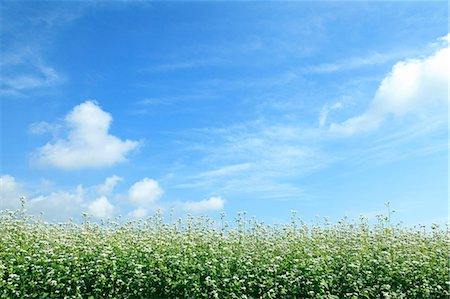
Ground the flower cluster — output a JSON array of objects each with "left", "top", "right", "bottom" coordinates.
[{"left": 0, "top": 210, "right": 448, "bottom": 298}]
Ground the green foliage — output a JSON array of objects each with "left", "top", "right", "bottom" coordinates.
[{"left": 0, "top": 209, "right": 448, "bottom": 298}]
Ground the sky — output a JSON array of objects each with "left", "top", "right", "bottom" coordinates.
[{"left": 0, "top": 1, "right": 448, "bottom": 226}]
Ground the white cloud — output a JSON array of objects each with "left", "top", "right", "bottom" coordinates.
[
  {"left": 25, "top": 182, "right": 117, "bottom": 221},
  {"left": 319, "top": 101, "right": 343, "bottom": 128},
  {"left": 2, "top": 62, "right": 60, "bottom": 91},
  {"left": 329, "top": 113, "right": 383, "bottom": 135},
  {"left": 127, "top": 207, "right": 148, "bottom": 219},
  {"left": 194, "top": 163, "right": 252, "bottom": 178},
  {"left": 0, "top": 48, "right": 62, "bottom": 96},
  {"left": 0, "top": 175, "right": 25, "bottom": 210},
  {"left": 330, "top": 43, "right": 449, "bottom": 135},
  {"left": 0, "top": 174, "right": 121, "bottom": 221},
  {"left": 372, "top": 48, "right": 448, "bottom": 117},
  {"left": 1, "top": 4, "right": 90, "bottom": 96},
  {"left": 175, "top": 122, "right": 326, "bottom": 200},
  {"left": 96, "top": 175, "right": 123, "bottom": 195},
  {"left": 183, "top": 196, "right": 225, "bottom": 213},
  {"left": 28, "top": 185, "right": 85, "bottom": 221},
  {"left": 128, "top": 178, "right": 163, "bottom": 206},
  {"left": 29, "top": 121, "right": 61, "bottom": 135},
  {"left": 148, "top": 57, "right": 225, "bottom": 72},
  {"left": 87, "top": 196, "right": 114, "bottom": 219},
  {"left": 1, "top": 175, "right": 167, "bottom": 221},
  {"left": 34, "top": 101, "right": 140, "bottom": 169},
  {"left": 0, "top": 175, "right": 220, "bottom": 221},
  {"left": 301, "top": 52, "right": 396, "bottom": 74}
]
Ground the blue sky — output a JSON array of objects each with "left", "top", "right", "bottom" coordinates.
[{"left": 1, "top": 1, "right": 448, "bottom": 225}]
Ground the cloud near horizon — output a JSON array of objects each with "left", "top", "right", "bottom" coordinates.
[
  {"left": 128, "top": 178, "right": 164, "bottom": 207},
  {"left": 87, "top": 196, "right": 114, "bottom": 219},
  {"left": 1, "top": 174, "right": 227, "bottom": 220},
  {"left": 183, "top": 196, "right": 225, "bottom": 213},
  {"left": 0, "top": 174, "right": 119, "bottom": 220},
  {"left": 0, "top": 175, "right": 24, "bottom": 210},
  {"left": 34, "top": 101, "right": 140, "bottom": 170},
  {"left": 96, "top": 175, "right": 123, "bottom": 195},
  {"left": 329, "top": 41, "right": 449, "bottom": 135}
]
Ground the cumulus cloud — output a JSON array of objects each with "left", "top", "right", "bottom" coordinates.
[
  {"left": 87, "top": 196, "right": 114, "bottom": 219},
  {"left": 128, "top": 178, "right": 164, "bottom": 206},
  {"left": 183, "top": 196, "right": 225, "bottom": 213},
  {"left": 96, "top": 175, "right": 123, "bottom": 195},
  {"left": 0, "top": 175, "right": 25, "bottom": 210},
  {"left": 34, "top": 101, "right": 139, "bottom": 169},
  {"left": 330, "top": 41, "right": 449, "bottom": 135},
  {"left": 0, "top": 174, "right": 122, "bottom": 221},
  {"left": 127, "top": 207, "right": 149, "bottom": 219},
  {"left": 2, "top": 174, "right": 226, "bottom": 220},
  {"left": 28, "top": 185, "right": 85, "bottom": 221}
]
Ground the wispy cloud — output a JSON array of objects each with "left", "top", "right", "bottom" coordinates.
[
  {"left": 166, "top": 35, "right": 449, "bottom": 202},
  {"left": 29, "top": 121, "right": 62, "bottom": 136},
  {"left": 2, "top": 61, "right": 60, "bottom": 90},
  {"left": 147, "top": 57, "right": 226, "bottom": 72},
  {"left": 319, "top": 101, "right": 344, "bottom": 128},
  {"left": 1, "top": 51, "right": 62, "bottom": 95},
  {"left": 299, "top": 51, "right": 407, "bottom": 75},
  {"left": 343, "top": 118, "right": 447, "bottom": 165},
  {"left": 172, "top": 121, "right": 329, "bottom": 200},
  {"left": 0, "top": 3, "right": 86, "bottom": 96},
  {"left": 193, "top": 163, "right": 253, "bottom": 179}
]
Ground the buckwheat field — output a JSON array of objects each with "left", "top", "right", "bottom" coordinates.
[{"left": 1, "top": 206, "right": 448, "bottom": 299}]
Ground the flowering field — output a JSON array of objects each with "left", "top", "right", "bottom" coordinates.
[{"left": 0, "top": 209, "right": 448, "bottom": 299}]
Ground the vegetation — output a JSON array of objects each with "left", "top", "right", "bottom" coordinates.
[{"left": 0, "top": 204, "right": 448, "bottom": 298}]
